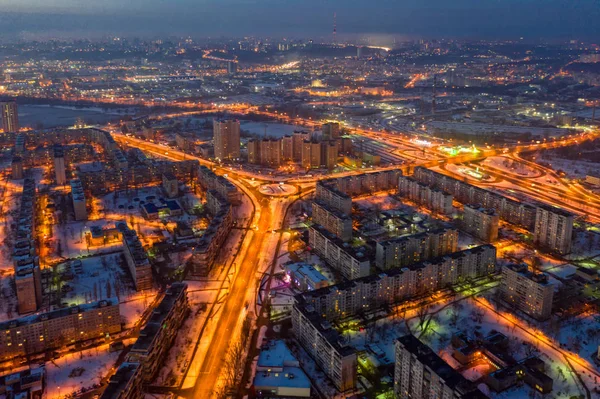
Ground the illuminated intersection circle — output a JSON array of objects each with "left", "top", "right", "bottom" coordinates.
[{"left": 258, "top": 183, "right": 298, "bottom": 197}]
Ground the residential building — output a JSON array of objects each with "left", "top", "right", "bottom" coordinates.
[
  {"left": 394, "top": 335, "right": 485, "bottom": 399},
  {"left": 285, "top": 263, "right": 332, "bottom": 291},
  {"left": 121, "top": 224, "right": 153, "bottom": 291},
  {"left": 127, "top": 283, "right": 189, "bottom": 381},
  {"left": 282, "top": 135, "right": 293, "bottom": 161},
  {"left": 1, "top": 101, "right": 19, "bottom": 133},
  {"left": 0, "top": 298, "right": 121, "bottom": 361},
  {"left": 100, "top": 362, "right": 143, "bottom": 399},
  {"left": 311, "top": 200, "right": 353, "bottom": 242},
  {"left": 323, "top": 140, "right": 338, "bottom": 170},
  {"left": 13, "top": 178, "right": 41, "bottom": 315},
  {"left": 322, "top": 122, "right": 341, "bottom": 139},
  {"left": 162, "top": 172, "right": 178, "bottom": 198},
  {"left": 247, "top": 138, "right": 260, "bottom": 164},
  {"left": 463, "top": 204, "right": 499, "bottom": 242},
  {"left": 533, "top": 204, "right": 574, "bottom": 255},
  {"left": 309, "top": 224, "right": 371, "bottom": 279},
  {"left": 292, "top": 245, "right": 495, "bottom": 391},
  {"left": 198, "top": 165, "right": 242, "bottom": 204},
  {"left": 292, "top": 131, "right": 311, "bottom": 161},
  {"left": 376, "top": 228, "right": 458, "bottom": 270},
  {"left": 0, "top": 367, "right": 45, "bottom": 399},
  {"left": 191, "top": 189, "right": 233, "bottom": 276},
  {"left": 213, "top": 119, "right": 240, "bottom": 161},
  {"left": 500, "top": 263, "right": 554, "bottom": 320},
  {"left": 15, "top": 133, "right": 25, "bottom": 153},
  {"left": 54, "top": 144, "right": 66, "bottom": 185},
  {"left": 70, "top": 179, "right": 87, "bottom": 221},
  {"left": 315, "top": 181, "right": 352, "bottom": 214},
  {"left": 398, "top": 175, "right": 453, "bottom": 214},
  {"left": 413, "top": 167, "right": 537, "bottom": 230},
  {"left": 259, "top": 138, "right": 282, "bottom": 167},
  {"left": 15, "top": 264, "right": 42, "bottom": 314},
  {"left": 11, "top": 156, "right": 23, "bottom": 180},
  {"left": 253, "top": 340, "right": 311, "bottom": 398}
]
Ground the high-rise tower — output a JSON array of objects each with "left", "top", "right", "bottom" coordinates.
[{"left": 1, "top": 101, "right": 19, "bottom": 133}]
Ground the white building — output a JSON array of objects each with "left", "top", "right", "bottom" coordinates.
[
  {"left": 500, "top": 263, "right": 554, "bottom": 320},
  {"left": 213, "top": 119, "right": 240, "bottom": 161},
  {"left": 463, "top": 204, "right": 499, "bottom": 242},
  {"left": 533, "top": 204, "right": 574, "bottom": 255}
]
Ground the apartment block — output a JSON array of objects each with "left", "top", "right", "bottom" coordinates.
[
  {"left": 309, "top": 224, "right": 371, "bottom": 279},
  {"left": 375, "top": 228, "right": 458, "bottom": 270},
  {"left": 11, "top": 156, "right": 23, "bottom": 180},
  {"left": 70, "top": 179, "right": 88, "bottom": 221},
  {"left": 292, "top": 131, "right": 311, "bottom": 162},
  {"left": 122, "top": 225, "right": 153, "bottom": 291},
  {"left": 533, "top": 204, "right": 574, "bottom": 255},
  {"left": 282, "top": 135, "right": 293, "bottom": 161},
  {"left": 311, "top": 200, "right": 353, "bottom": 242},
  {"left": 0, "top": 367, "right": 45, "bottom": 399},
  {"left": 500, "top": 263, "right": 554, "bottom": 320},
  {"left": 100, "top": 362, "right": 143, "bottom": 399},
  {"left": 261, "top": 138, "right": 282, "bottom": 167},
  {"left": 191, "top": 190, "right": 233, "bottom": 276},
  {"left": 398, "top": 175, "right": 454, "bottom": 214},
  {"left": 54, "top": 144, "right": 66, "bottom": 185},
  {"left": 0, "top": 298, "right": 121, "bottom": 361},
  {"left": 292, "top": 245, "right": 496, "bottom": 391},
  {"left": 213, "top": 119, "right": 240, "bottom": 161},
  {"left": 322, "top": 122, "right": 341, "bottom": 139},
  {"left": 413, "top": 167, "right": 536, "bottom": 230},
  {"left": 127, "top": 283, "right": 189, "bottom": 381},
  {"left": 315, "top": 181, "right": 353, "bottom": 215},
  {"left": 463, "top": 204, "right": 499, "bottom": 242},
  {"left": 327, "top": 170, "right": 402, "bottom": 197},
  {"left": 394, "top": 335, "right": 485, "bottom": 399},
  {"left": 247, "top": 138, "right": 260, "bottom": 164},
  {"left": 13, "top": 178, "right": 42, "bottom": 315},
  {"left": 198, "top": 165, "right": 242, "bottom": 204},
  {"left": 162, "top": 172, "right": 178, "bottom": 198}
]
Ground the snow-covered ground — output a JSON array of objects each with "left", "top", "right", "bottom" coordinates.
[
  {"left": 45, "top": 342, "right": 125, "bottom": 398},
  {"left": 541, "top": 156, "right": 600, "bottom": 180},
  {"left": 482, "top": 156, "right": 541, "bottom": 178},
  {"left": 354, "top": 193, "right": 402, "bottom": 210}
]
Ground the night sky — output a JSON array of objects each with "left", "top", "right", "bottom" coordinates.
[{"left": 1, "top": 0, "right": 598, "bottom": 40}]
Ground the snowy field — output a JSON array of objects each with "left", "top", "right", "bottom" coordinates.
[{"left": 45, "top": 342, "right": 124, "bottom": 398}]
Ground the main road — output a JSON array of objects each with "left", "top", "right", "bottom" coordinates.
[{"left": 112, "top": 133, "right": 294, "bottom": 398}]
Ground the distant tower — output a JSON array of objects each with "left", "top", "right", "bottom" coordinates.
[
  {"left": 1, "top": 101, "right": 19, "bottom": 133},
  {"left": 432, "top": 75, "right": 437, "bottom": 115},
  {"left": 332, "top": 12, "right": 337, "bottom": 45}
]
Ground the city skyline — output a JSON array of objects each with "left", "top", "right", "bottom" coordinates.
[{"left": 1, "top": 0, "right": 599, "bottom": 40}]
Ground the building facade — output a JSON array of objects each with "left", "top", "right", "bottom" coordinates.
[
  {"left": 394, "top": 335, "right": 482, "bottom": 399},
  {"left": 309, "top": 224, "right": 371, "bottom": 280},
  {"left": 375, "top": 228, "right": 459, "bottom": 270},
  {"left": 311, "top": 200, "right": 353, "bottom": 242},
  {"left": 533, "top": 205, "right": 574, "bottom": 255},
  {"left": 398, "top": 175, "right": 453, "bottom": 215},
  {"left": 213, "top": 119, "right": 241, "bottom": 161},
  {"left": 463, "top": 204, "right": 499, "bottom": 242},
  {"left": 0, "top": 298, "right": 121, "bottom": 361},
  {"left": 1, "top": 101, "right": 19, "bottom": 133},
  {"left": 127, "top": 283, "right": 189, "bottom": 381},
  {"left": 500, "top": 263, "right": 554, "bottom": 320}
]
